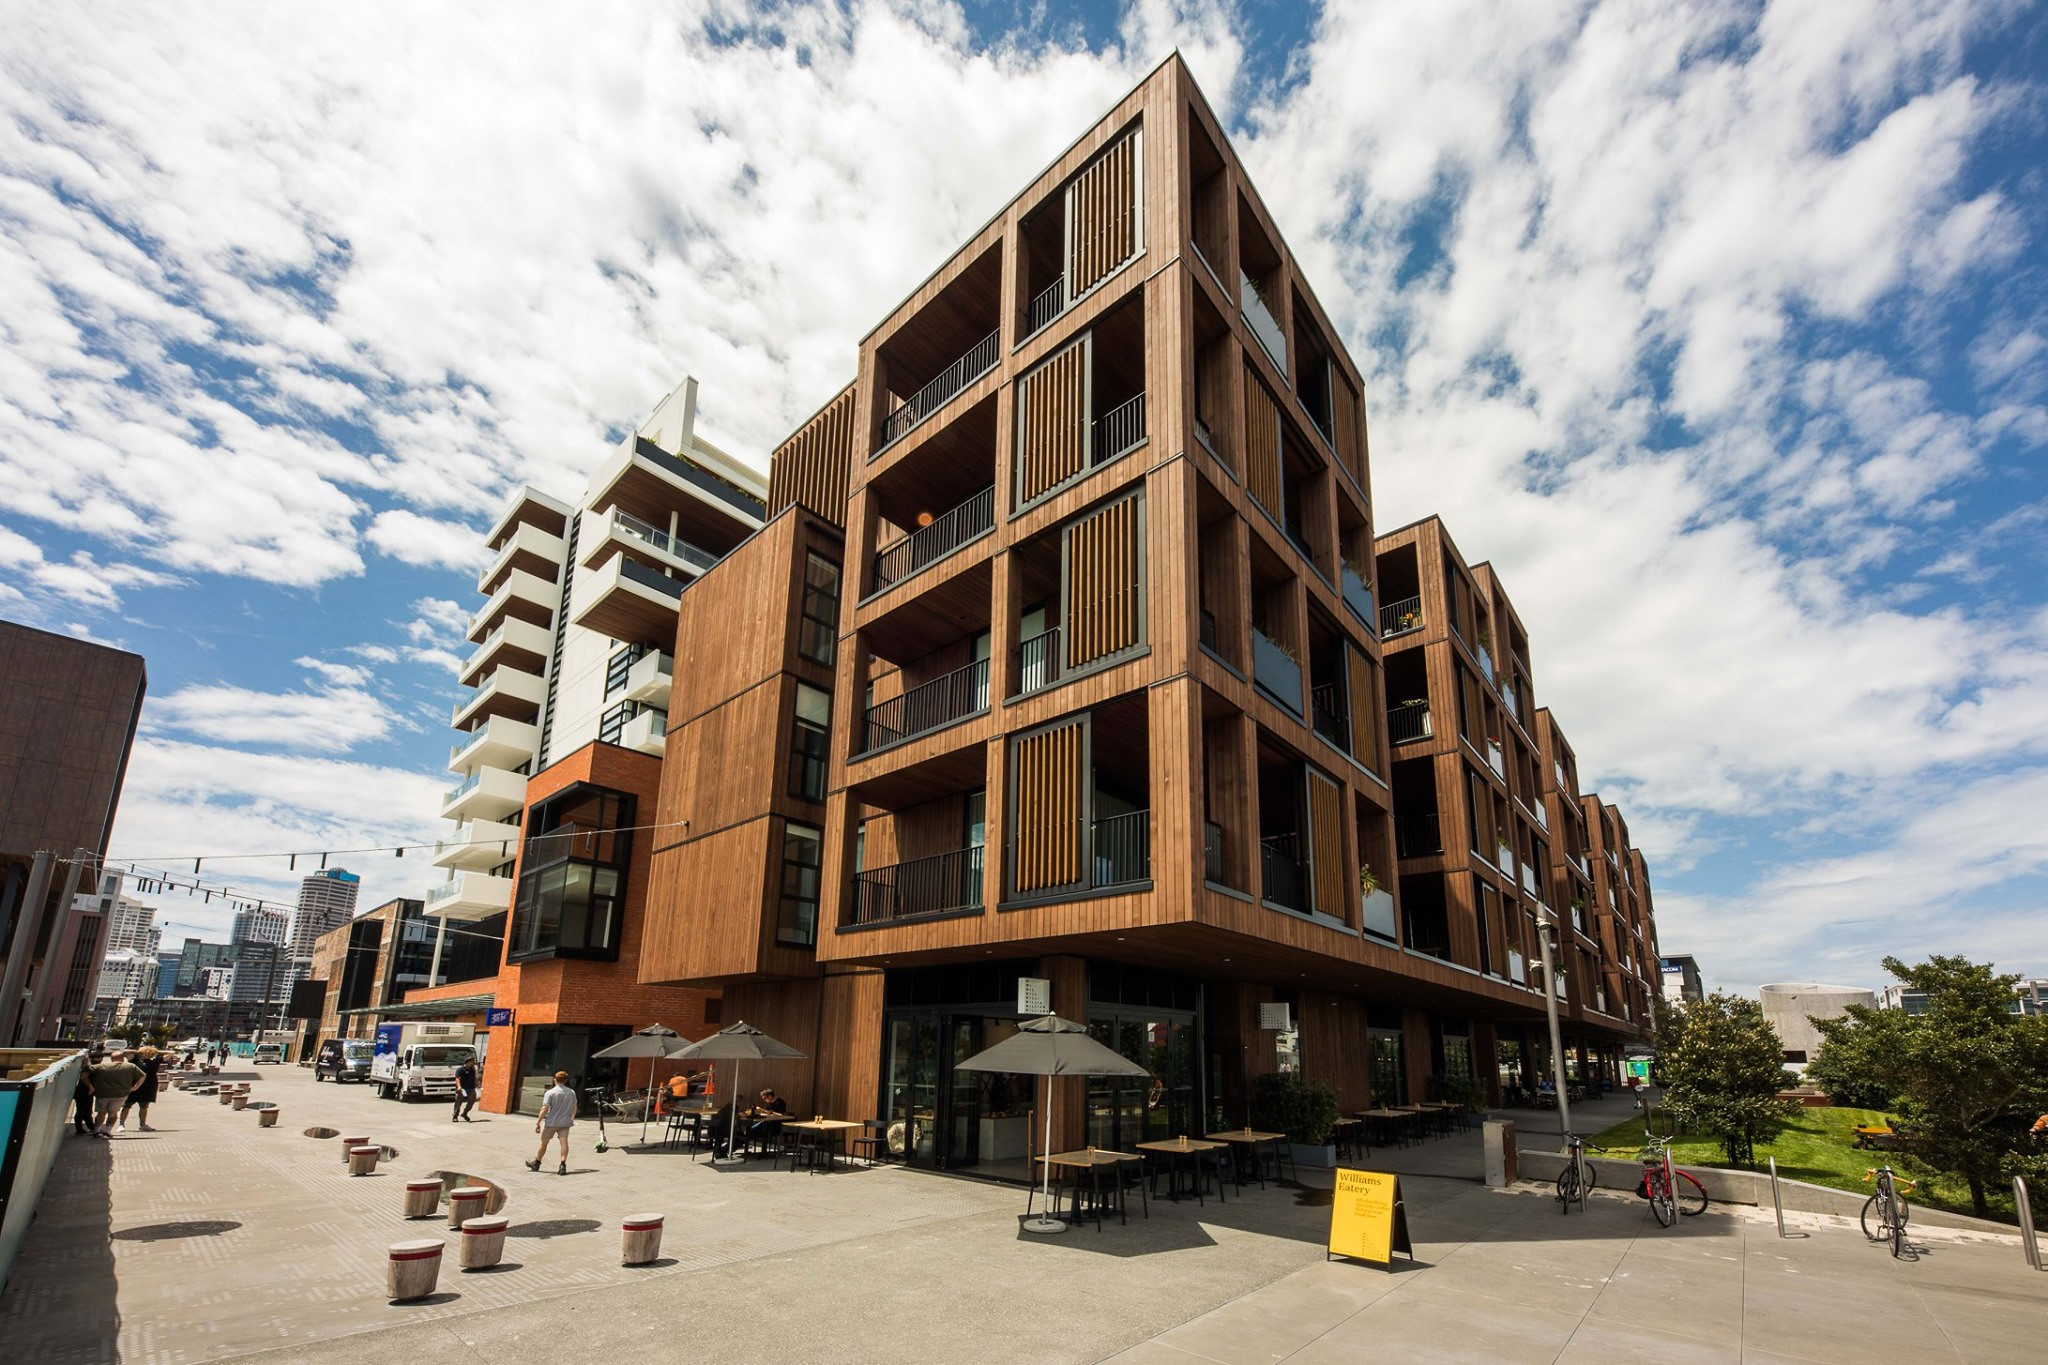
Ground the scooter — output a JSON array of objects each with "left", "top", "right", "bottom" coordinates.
[{"left": 586, "top": 1086, "right": 610, "bottom": 1153}]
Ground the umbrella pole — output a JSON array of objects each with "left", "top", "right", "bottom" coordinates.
[
  {"left": 1023, "top": 1072, "right": 1066, "bottom": 1235},
  {"left": 726, "top": 1061, "right": 742, "bottom": 1163}
]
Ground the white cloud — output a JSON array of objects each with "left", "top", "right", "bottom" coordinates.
[
  {"left": 146, "top": 678, "right": 399, "bottom": 751},
  {"left": 364, "top": 509, "right": 488, "bottom": 571}
]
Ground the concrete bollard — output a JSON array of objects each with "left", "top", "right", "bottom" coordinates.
[
  {"left": 446, "top": 1186, "right": 490, "bottom": 1229},
  {"left": 386, "top": 1239, "right": 443, "bottom": 1301},
  {"left": 257, "top": 1109, "right": 278, "bottom": 1128},
  {"left": 340, "top": 1136, "right": 368, "bottom": 1163},
  {"left": 621, "top": 1212, "right": 664, "bottom": 1266},
  {"left": 458, "top": 1214, "right": 509, "bottom": 1271},
  {"left": 348, "top": 1145, "right": 382, "bottom": 1176},
  {"left": 232, "top": 1093, "right": 249, "bottom": 1111},
  {"left": 403, "top": 1180, "right": 444, "bottom": 1219},
  {"left": 218, "top": 1089, "right": 234, "bottom": 1106},
  {"left": 1483, "top": 1120, "right": 1519, "bottom": 1188}
]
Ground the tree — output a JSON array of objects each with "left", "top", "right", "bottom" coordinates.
[
  {"left": 1655, "top": 993, "right": 1798, "bottom": 1166},
  {"left": 1808, "top": 1004, "right": 1911, "bottom": 1111},
  {"left": 1814, "top": 956, "right": 2048, "bottom": 1218}
]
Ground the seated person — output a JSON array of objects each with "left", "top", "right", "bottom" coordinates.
[
  {"left": 663, "top": 1070, "right": 696, "bottom": 1112},
  {"left": 711, "top": 1089, "right": 791, "bottom": 1158}
]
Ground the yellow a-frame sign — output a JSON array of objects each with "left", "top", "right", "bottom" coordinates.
[{"left": 1327, "top": 1168, "right": 1413, "bottom": 1270}]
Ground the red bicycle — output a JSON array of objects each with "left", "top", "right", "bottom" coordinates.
[{"left": 1640, "top": 1135, "right": 1709, "bottom": 1225}]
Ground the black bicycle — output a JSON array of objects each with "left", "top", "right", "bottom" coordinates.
[
  {"left": 1861, "top": 1164, "right": 1913, "bottom": 1258},
  {"left": 1556, "top": 1132, "right": 1597, "bottom": 1211}
]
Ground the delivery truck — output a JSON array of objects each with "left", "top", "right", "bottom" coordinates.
[{"left": 370, "top": 1021, "right": 478, "bottom": 1101}]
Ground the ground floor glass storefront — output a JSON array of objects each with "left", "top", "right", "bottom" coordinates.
[{"left": 514, "top": 1023, "right": 631, "bottom": 1115}]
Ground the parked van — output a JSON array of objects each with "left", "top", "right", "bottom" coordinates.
[
  {"left": 252, "top": 1042, "right": 284, "bottom": 1064},
  {"left": 314, "top": 1037, "right": 376, "bottom": 1083}
]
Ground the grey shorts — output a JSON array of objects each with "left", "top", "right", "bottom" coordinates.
[{"left": 540, "top": 1123, "right": 572, "bottom": 1136}]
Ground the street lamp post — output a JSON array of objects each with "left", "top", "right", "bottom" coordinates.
[{"left": 1534, "top": 904, "right": 1584, "bottom": 1199}]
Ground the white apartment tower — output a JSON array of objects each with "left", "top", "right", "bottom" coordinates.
[
  {"left": 287, "top": 868, "right": 361, "bottom": 959},
  {"left": 230, "top": 906, "right": 290, "bottom": 947},
  {"left": 426, "top": 377, "right": 768, "bottom": 930}
]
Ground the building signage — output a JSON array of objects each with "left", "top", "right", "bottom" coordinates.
[
  {"left": 1016, "top": 978, "right": 1051, "bottom": 1016},
  {"left": 1258, "top": 1001, "right": 1293, "bottom": 1031},
  {"left": 1624, "top": 1057, "right": 1652, "bottom": 1084},
  {"left": 485, "top": 1008, "right": 513, "bottom": 1027},
  {"left": 1327, "top": 1169, "right": 1412, "bottom": 1270}
]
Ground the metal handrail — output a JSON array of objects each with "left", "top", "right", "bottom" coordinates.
[
  {"left": 1095, "top": 392, "right": 1147, "bottom": 461},
  {"left": 852, "top": 845, "right": 985, "bottom": 925},
  {"left": 1388, "top": 701, "right": 1433, "bottom": 745},
  {"left": 1394, "top": 812, "right": 1442, "bottom": 859},
  {"left": 1259, "top": 832, "right": 1304, "bottom": 910},
  {"left": 1310, "top": 681, "right": 1348, "bottom": 749},
  {"left": 882, "top": 330, "right": 999, "bottom": 445},
  {"left": 861, "top": 658, "right": 989, "bottom": 752},
  {"left": 608, "top": 508, "right": 718, "bottom": 572},
  {"left": 1027, "top": 277, "right": 1067, "bottom": 336},
  {"left": 1016, "top": 628, "right": 1061, "bottom": 695},
  {"left": 1093, "top": 810, "right": 1151, "bottom": 886},
  {"left": 873, "top": 485, "right": 995, "bottom": 590},
  {"left": 1379, "top": 595, "right": 1422, "bottom": 637}
]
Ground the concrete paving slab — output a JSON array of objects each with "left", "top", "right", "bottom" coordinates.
[{"left": 1553, "top": 1316, "right": 1742, "bottom": 1364}]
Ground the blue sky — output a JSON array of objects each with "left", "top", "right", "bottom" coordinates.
[{"left": 1, "top": 1, "right": 2043, "bottom": 992}]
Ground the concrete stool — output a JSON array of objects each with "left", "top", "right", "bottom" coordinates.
[
  {"left": 218, "top": 1089, "right": 234, "bottom": 1106},
  {"left": 231, "top": 1093, "right": 249, "bottom": 1110},
  {"left": 348, "top": 1145, "right": 381, "bottom": 1176},
  {"left": 386, "top": 1239, "right": 443, "bottom": 1301},
  {"left": 257, "top": 1109, "right": 278, "bottom": 1128},
  {"left": 621, "top": 1212, "right": 664, "bottom": 1266},
  {"left": 446, "top": 1185, "right": 490, "bottom": 1229},
  {"left": 403, "top": 1180, "right": 443, "bottom": 1219},
  {"left": 458, "top": 1214, "right": 509, "bottom": 1270},
  {"left": 340, "top": 1135, "right": 368, "bottom": 1163}
]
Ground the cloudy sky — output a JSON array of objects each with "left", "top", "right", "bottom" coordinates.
[{"left": 2, "top": 2, "right": 2042, "bottom": 994}]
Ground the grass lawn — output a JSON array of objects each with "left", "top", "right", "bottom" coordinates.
[{"left": 1586, "top": 1105, "right": 2018, "bottom": 1224}]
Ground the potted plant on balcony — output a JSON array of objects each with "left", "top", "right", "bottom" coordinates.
[
  {"left": 1397, "top": 609, "right": 1419, "bottom": 631},
  {"left": 1250, "top": 1071, "right": 1341, "bottom": 1169}
]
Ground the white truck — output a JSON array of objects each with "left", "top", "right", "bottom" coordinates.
[{"left": 370, "top": 1021, "right": 479, "bottom": 1102}]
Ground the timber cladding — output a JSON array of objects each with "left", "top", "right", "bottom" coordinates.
[
  {"left": 1010, "top": 718, "right": 1086, "bottom": 894},
  {"left": 768, "top": 383, "right": 857, "bottom": 524},
  {"left": 1241, "top": 362, "right": 1281, "bottom": 514},
  {"left": 1016, "top": 337, "right": 1089, "bottom": 504},
  {"left": 1069, "top": 127, "right": 1142, "bottom": 296}
]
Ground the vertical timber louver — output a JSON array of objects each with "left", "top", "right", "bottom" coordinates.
[
  {"left": 1343, "top": 641, "right": 1379, "bottom": 773},
  {"left": 768, "top": 384, "right": 857, "bottom": 524},
  {"left": 1011, "top": 717, "right": 1087, "bottom": 896},
  {"left": 1306, "top": 766, "right": 1347, "bottom": 921},
  {"left": 1062, "top": 492, "right": 1144, "bottom": 670},
  {"left": 1332, "top": 372, "right": 1364, "bottom": 489},
  {"left": 1016, "top": 335, "right": 1091, "bottom": 506},
  {"left": 1242, "top": 363, "right": 1282, "bottom": 515},
  {"left": 1066, "top": 128, "right": 1141, "bottom": 298}
]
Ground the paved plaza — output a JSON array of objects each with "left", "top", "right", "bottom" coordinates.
[{"left": 2, "top": 1065, "right": 2040, "bottom": 1364}]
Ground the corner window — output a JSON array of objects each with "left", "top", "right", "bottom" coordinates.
[
  {"left": 799, "top": 554, "right": 841, "bottom": 664},
  {"left": 789, "top": 683, "right": 830, "bottom": 801},
  {"left": 509, "top": 784, "right": 633, "bottom": 961},
  {"left": 777, "top": 821, "right": 823, "bottom": 947}
]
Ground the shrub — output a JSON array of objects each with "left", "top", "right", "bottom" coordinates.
[{"left": 1250, "top": 1071, "right": 1341, "bottom": 1146}]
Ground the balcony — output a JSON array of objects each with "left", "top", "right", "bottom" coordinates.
[
  {"left": 1394, "top": 812, "right": 1442, "bottom": 859},
  {"left": 1309, "top": 680, "right": 1348, "bottom": 751},
  {"left": 1095, "top": 392, "right": 1148, "bottom": 466},
  {"left": 450, "top": 666, "right": 547, "bottom": 730},
  {"left": 1092, "top": 810, "right": 1151, "bottom": 888},
  {"left": 1501, "top": 680, "right": 1518, "bottom": 717},
  {"left": 1259, "top": 833, "right": 1304, "bottom": 911},
  {"left": 459, "top": 616, "right": 552, "bottom": 688},
  {"left": 1341, "top": 565, "right": 1377, "bottom": 635},
  {"left": 1475, "top": 643, "right": 1496, "bottom": 684},
  {"left": 581, "top": 505, "right": 721, "bottom": 578},
  {"left": 449, "top": 714, "right": 540, "bottom": 771},
  {"left": 861, "top": 658, "right": 989, "bottom": 754},
  {"left": 1495, "top": 840, "right": 1516, "bottom": 879},
  {"left": 1362, "top": 886, "right": 1397, "bottom": 939},
  {"left": 432, "top": 818, "right": 520, "bottom": 871},
  {"left": 1379, "top": 596, "right": 1421, "bottom": 638},
  {"left": 1553, "top": 760, "right": 1568, "bottom": 793},
  {"left": 585, "top": 434, "right": 766, "bottom": 536},
  {"left": 1016, "top": 628, "right": 1062, "bottom": 696},
  {"left": 467, "top": 566, "right": 557, "bottom": 644},
  {"left": 1509, "top": 948, "right": 1527, "bottom": 984},
  {"left": 441, "top": 765, "right": 527, "bottom": 823},
  {"left": 1252, "top": 629, "right": 1304, "bottom": 716},
  {"left": 623, "top": 650, "right": 674, "bottom": 705},
  {"left": 424, "top": 870, "right": 518, "bottom": 924},
  {"left": 620, "top": 707, "right": 666, "bottom": 756},
  {"left": 1534, "top": 800, "right": 1549, "bottom": 832},
  {"left": 852, "top": 845, "right": 985, "bottom": 926},
  {"left": 1241, "top": 271, "right": 1287, "bottom": 372},
  {"left": 1520, "top": 861, "right": 1540, "bottom": 896},
  {"left": 1486, "top": 740, "right": 1506, "bottom": 780},
  {"left": 478, "top": 521, "right": 566, "bottom": 597},
  {"left": 1388, "top": 701, "right": 1433, "bottom": 746},
  {"left": 1203, "top": 819, "right": 1225, "bottom": 883},
  {"left": 873, "top": 485, "right": 995, "bottom": 593},
  {"left": 881, "top": 331, "right": 999, "bottom": 447},
  {"left": 569, "top": 554, "right": 688, "bottom": 645}
]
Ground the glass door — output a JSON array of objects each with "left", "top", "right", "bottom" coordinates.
[
  {"left": 945, "top": 1017, "right": 982, "bottom": 1168},
  {"left": 1084, "top": 1012, "right": 1197, "bottom": 1151},
  {"left": 883, "top": 1013, "right": 940, "bottom": 1164}
]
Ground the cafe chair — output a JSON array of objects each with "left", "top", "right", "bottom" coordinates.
[{"left": 851, "top": 1119, "right": 889, "bottom": 1166}]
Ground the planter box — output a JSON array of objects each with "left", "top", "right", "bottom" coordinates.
[{"left": 1290, "top": 1142, "right": 1337, "bottom": 1169}]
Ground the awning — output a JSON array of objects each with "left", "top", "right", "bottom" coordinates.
[{"left": 338, "top": 993, "right": 495, "bottom": 1021}]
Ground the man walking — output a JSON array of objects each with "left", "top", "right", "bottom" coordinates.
[
  {"left": 452, "top": 1057, "right": 480, "bottom": 1123},
  {"left": 88, "top": 1050, "right": 145, "bottom": 1138},
  {"left": 525, "top": 1070, "right": 576, "bottom": 1175}
]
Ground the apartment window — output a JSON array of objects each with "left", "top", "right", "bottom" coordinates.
[
  {"left": 799, "top": 554, "right": 841, "bottom": 664},
  {"left": 509, "top": 784, "right": 633, "bottom": 962},
  {"left": 777, "top": 821, "right": 823, "bottom": 948},
  {"left": 788, "top": 683, "right": 830, "bottom": 802}
]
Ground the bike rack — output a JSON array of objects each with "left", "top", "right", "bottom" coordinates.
[{"left": 2017, "top": 1177, "right": 2043, "bottom": 1271}]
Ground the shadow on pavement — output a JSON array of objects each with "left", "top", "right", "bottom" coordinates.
[
  {"left": 0, "top": 1133, "right": 119, "bottom": 1364},
  {"left": 504, "top": 1218, "right": 602, "bottom": 1239}
]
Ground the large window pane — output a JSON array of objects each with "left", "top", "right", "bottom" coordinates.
[{"left": 777, "top": 821, "right": 823, "bottom": 947}]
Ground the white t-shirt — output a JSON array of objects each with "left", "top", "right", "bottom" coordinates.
[{"left": 539, "top": 1084, "right": 577, "bottom": 1129}]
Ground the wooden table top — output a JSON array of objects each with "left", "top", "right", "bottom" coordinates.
[
  {"left": 1356, "top": 1108, "right": 1421, "bottom": 1119},
  {"left": 1137, "top": 1138, "right": 1224, "bottom": 1154},
  {"left": 783, "top": 1119, "right": 862, "bottom": 1132},
  {"left": 1039, "top": 1149, "right": 1140, "bottom": 1168},
  {"left": 1205, "top": 1129, "right": 1287, "bottom": 1143}
]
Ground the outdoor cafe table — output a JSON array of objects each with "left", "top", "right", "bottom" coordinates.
[
  {"left": 1035, "top": 1149, "right": 1144, "bottom": 1227},
  {"left": 1136, "top": 1138, "right": 1227, "bottom": 1205},
  {"left": 782, "top": 1119, "right": 862, "bottom": 1173},
  {"left": 1416, "top": 1101, "right": 1459, "bottom": 1137},
  {"left": 1356, "top": 1108, "right": 1423, "bottom": 1148},
  {"left": 1204, "top": 1128, "right": 1287, "bottom": 1189}
]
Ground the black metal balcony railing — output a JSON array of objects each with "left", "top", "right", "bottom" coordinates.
[
  {"left": 861, "top": 658, "right": 989, "bottom": 753},
  {"left": 873, "top": 485, "right": 995, "bottom": 591},
  {"left": 1093, "top": 810, "right": 1151, "bottom": 887},
  {"left": 1095, "top": 392, "right": 1147, "bottom": 462},
  {"left": 1016, "top": 627, "right": 1062, "bottom": 695},
  {"left": 1203, "top": 819, "right": 1225, "bottom": 882},
  {"left": 882, "top": 331, "right": 1000, "bottom": 446},
  {"left": 1259, "top": 832, "right": 1304, "bottom": 911},
  {"left": 618, "top": 557, "right": 685, "bottom": 600},
  {"left": 1310, "top": 680, "right": 1348, "bottom": 750},
  {"left": 1379, "top": 595, "right": 1422, "bottom": 637},
  {"left": 1394, "top": 811, "right": 1443, "bottom": 859},
  {"left": 1388, "top": 701, "right": 1433, "bottom": 745},
  {"left": 852, "top": 845, "right": 985, "bottom": 925},
  {"left": 1198, "top": 608, "right": 1219, "bottom": 655},
  {"left": 1027, "top": 277, "right": 1068, "bottom": 336}
]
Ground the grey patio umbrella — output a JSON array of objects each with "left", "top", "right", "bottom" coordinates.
[
  {"left": 591, "top": 1024, "right": 689, "bottom": 1146},
  {"left": 954, "top": 1013, "right": 1150, "bottom": 1235},
  {"left": 668, "top": 1020, "right": 809, "bottom": 1163}
]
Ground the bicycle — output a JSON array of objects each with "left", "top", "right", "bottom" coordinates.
[
  {"left": 1640, "top": 1135, "right": 1709, "bottom": 1226},
  {"left": 1556, "top": 1133, "right": 1598, "bottom": 1212},
  {"left": 1861, "top": 1164, "right": 1914, "bottom": 1258}
]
